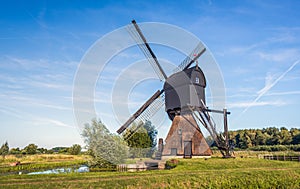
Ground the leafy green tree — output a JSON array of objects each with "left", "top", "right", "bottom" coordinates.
[
  {"left": 254, "top": 130, "right": 266, "bottom": 145},
  {"left": 59, "top": 148, "right": 69, "bottom": 154},
  {"left": 228, "top": 131, "right": 237, "bottom": 145},
  {"left": 51, "top": 147, "right": 68, "bottom": 153},
  {"left": 37, "top": 148, "right": 48, "bottom": 154},
  {"left": 243, "top": 132, "right": 253, "bottom": 148},
  {"left": 82, "top": 119, "right": 128, "bottom": 168},
  {"left": 124, "top": 122, "right": 152, "bottom": 158},
  {"left": 47, "top": 149, "right": 54, "bottom": 154},
  {"left": 263, "top": 127, "right": 280, "bottom": 145},
  {"left": 143, "top": 121, "right": 158, "bottom": 156},
  {"left": 234, "top": 132, "right": 242, "bottom": 148},
  {"left": 0, "top": 141, "right": 9, "bottom": 158},
  {"left": 68, "top": 144, "right": 82, "bottom": 155},
  {"left": 227, "top": 127, "right": 300, "bottom": 150},
  {"left": 290, "top": 128, "right": 300, "bottom": 144},
  {"left": 235, "top": 131, "right": 252, "bottom": 149},
  {"left": 290, "top": 128, "right": 300, "bottom": 137},
  {"left": 265, "top": 127, "right": 280, "bottom": 136},
  {"left": 279, "top": 127, "right": 292, "bottom": 145},
  {"left": 23, "top": 144, "right": 38, "bottom": 154},
  {"left": 9, "top": 147, "right": 20, "bottom": 155},
  {"left": 292, "top": 134, "right": 300, "bottom": 145}
]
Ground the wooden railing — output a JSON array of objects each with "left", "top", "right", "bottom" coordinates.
[{"left": 263, "top": 155, "right": 300, "bottom": 162}]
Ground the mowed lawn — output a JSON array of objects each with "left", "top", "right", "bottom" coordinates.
[{"left": 0, "top": 158, "right": 299, "bottom": 189}]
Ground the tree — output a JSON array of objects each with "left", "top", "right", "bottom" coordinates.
[
  {"left": 0, "top": 141, "right": 9, "bottom": 159},
  {"left": 124, "top": 122, "right": 152, "bottom": 158},
  {"left": 143, "top": 121, "right": 158, "bottom": 156},
  {"left": 243, "top": 132, "right": 253, "bottom": 148},
  {"left": 290, "top": 128, "right": 300, "bottom": 137},
  {"left": 37, "top": 148, "right": 48, "bottom": 154},
  {"left": 292, "top": 133, "right": 300, "bottom": 145},
  {"left": 123, "top": 121, "right": 158, "bottom": 158},
  {"left": 23, "top": 144, "right": 38, "bottom": 154},
  {"left": 254, "top": 130, "right": 266, "bottom": 145},
  {"left": 51, "top": 147, "right": 68, "bottom": 154},
  {"left": 9, "top": 147, "right": 21, "bottom": 155},
  {"left": 82, "top": 119, "right": 128, "bottom": 167},
  {"left": 290, "top": 128, "right": 300, "bottom": 144},
  {"left": 279, "top": 127, "right": 292, "bottom": 145},
  {"left": 68, "top": 144, "right": 82, "bottom": 155}
]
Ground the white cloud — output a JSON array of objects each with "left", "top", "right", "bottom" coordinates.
[
  {"left": 265, "top": 90, "right": 300, "bottom": 97},
  {"left": 228, "top": 100, "right": 286, "bottom": 108},
  {"left": 0, "top": 92, "right": 71, "bottom": 112},
  {"left": 256, "top": 49, "right": 300, "bottom": 62},
  {"left": 0, "top": 105, "right": 73, "bottom": 129},
  {"left": 32, "top": 117, "right": 75, "bottom": 128},
  {"left": 0, "top": 106, "right": 27, "bottom": 119}
]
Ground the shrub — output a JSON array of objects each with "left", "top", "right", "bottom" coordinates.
[{"left": 165, "top": 159, "right": 179, "bottom": 169}]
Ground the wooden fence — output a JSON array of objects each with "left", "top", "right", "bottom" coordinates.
[{"left": 263, "top": 155, "right": 300, "bottom": 162}]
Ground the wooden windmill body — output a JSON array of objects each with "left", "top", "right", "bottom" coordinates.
[
  {"left": 117, "top": 20, "right": 233, "bottom": 159},
  {"left": 162, "top": 114, "right": 212, "bottom": 157},
  {"left": 161, "top": 65, "right": 212, "bottom": 157}
]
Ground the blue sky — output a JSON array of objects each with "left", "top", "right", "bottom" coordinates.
[{"left": 1, "top": 0, "right": 300, "bottom": 148}]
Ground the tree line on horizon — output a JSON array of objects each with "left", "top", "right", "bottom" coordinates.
[
  {"left": 0, "top": 142, "right": 82, "bottom": 158},
  {"left": 222, "top": 127, "right": 300, "bottom": 151}
]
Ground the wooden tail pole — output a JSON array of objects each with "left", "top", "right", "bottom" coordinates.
[{"left": 223, "top": 108, "right": 230, "bottom": 157}]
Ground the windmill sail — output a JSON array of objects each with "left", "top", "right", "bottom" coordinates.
[
  {"left": 122, "top": 95, "right": 165, "bottom": 140},
  {"left": 173, "top": 43, "right": 206, "bottom": 73},
  {"left": 127, "top": 20, "right": 167, "bottom": 81},
  {"left": 117, "top": 90, "right": 164, "bottom": 134}
]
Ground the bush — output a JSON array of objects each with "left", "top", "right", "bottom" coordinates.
[
  {"left": 23, "top": 144, "right": 38, "bottom": 154},
  {"left": 68, "top": 144, "right": 81, "bottom": 155},
  {"left": 82, "top": 119, "right": 128, "bottom": 167},
  {"left": 165, "top": 159, "right": 179, "bottom": 169}
]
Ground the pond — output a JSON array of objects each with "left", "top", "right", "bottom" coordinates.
[{"left": 26, "top": 165, "right": 89, "bottom": 175}]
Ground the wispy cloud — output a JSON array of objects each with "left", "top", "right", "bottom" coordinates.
[
  {"left": 26, "top": 8, "right": 49, "bottom": 29},
  {"left": 0, "top": 105, "right": 74, "bottom": 129},
  {"left": 241, "top": 59, "right": 300, "bottom": 113},
  {"left": 0, "top": 92, "right": 71, "bottom": 112},
  {"left": 257, "top": 49, "right": 300, "bottom": 62},
  {"left": 32, "top": 117, "right": 74, "bottom": 128},
  {"left": 6, "top": 56, "right": 50, "bottom": 70},
  {"left": 0, "top": 106, "right": 27, "bottom": 120},
  {"left": 265, "top": 90, "right": 300, "bottom": 96},
  {"left": 228, "top": 100, "right": 286, "bottom": 108}
]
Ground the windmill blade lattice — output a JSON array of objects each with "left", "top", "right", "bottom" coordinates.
[
  {"left": 134, "top": 93, "right": 165, "bottom": 124},
  {"left": 173, "top": 42, "right": 206, "bottom": 73},
  {"left": 127, "top": 21, "right": 167, "bottom": 81},
  {"left": 117, "top": 90, "right": 163, "bottom": 134},
  {"left": 122, "top": 94, "right": 165, "bottom": 140}
]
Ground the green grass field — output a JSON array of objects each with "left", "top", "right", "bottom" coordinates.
[
  {"left": 0, "top": 154, "right": 89, "bottom": 175},
  {"left": 0, "top": 156, "right": 299, "bottom": 189}
]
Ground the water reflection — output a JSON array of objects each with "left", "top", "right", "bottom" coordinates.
[{"left": 27, "top": 165, "right": 89, "bottom": 175}]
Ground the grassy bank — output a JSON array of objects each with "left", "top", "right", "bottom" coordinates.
[{"left": 0, "top": 157, "right": 299, "bottom": 188}]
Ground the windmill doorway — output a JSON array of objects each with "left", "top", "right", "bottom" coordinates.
[{"left": 184, "top": 141, "right": 192, "bottom": 158}]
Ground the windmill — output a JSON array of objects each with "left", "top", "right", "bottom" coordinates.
[{"left": 116, "top": 20, "right": 233, "bottom": 158}]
